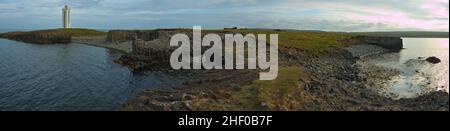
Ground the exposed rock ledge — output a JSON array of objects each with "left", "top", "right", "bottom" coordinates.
[
  {"left": 0, "top": 31, "right": 71, "bottom": 44},
  {"left": 0, "top": 28, "right": 106, "bottom": 44},
  {"left": 116, "top": 30, "right": 446, "bottom": 111},
  {"left": 121, "top": 46, "right": 449, "bottom": 111},
  {"left": 349, "top": 36, "right": 403, "bottom": 50}
]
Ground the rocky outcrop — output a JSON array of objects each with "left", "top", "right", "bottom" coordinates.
[
  {"left": 425, "top": 56, "right": 441, "bottom": 64},
  {"left": 122, "top": 45, "right": 449, "bottom": 111},
  {"left": 0, "top": 31, "right": 71, "bottom": 44},
  {"left": 106, "top": 29, "right": 192, "bottom": 43},
  {"left": 106, "top": 30, "right": 135, "bottom": 43},
  {"left": 0, "top": 28, "right": 106, "bottom": 44},
  {"left": 118, "top": 29, "right": 449, "bottom": 111},
  {"left": 115, "top": 37, "right": 176, "bottom": 70},
  {"left": 114, "top": 30, "right": 181, "bottom": 70},
  {"left": 348, "top": 36, "right": 403, "bottom": 50},
  {"left": 113, "top": 29, "right": 219, "bottom": 70}
]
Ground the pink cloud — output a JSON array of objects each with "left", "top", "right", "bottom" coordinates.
[
  {"left": 338, "top": 1, "right": 449, "bottom": 31},
  {"left": 281, "top": 1, "right": 449, "bottom": 31},
  {"left": 346, "top": 13, "right": 448, "bottom": 30},
  {"left": 421, "top": 0, "right": 449, "bottom": 19}
]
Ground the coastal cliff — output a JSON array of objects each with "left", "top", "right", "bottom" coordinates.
[
  {"left": 116, "top": 29, "right": 447, "bottom": 111},
  {"left": 110, "top": 29, "right": 188, "bottom": 70},
  {"left": 355, "top": 36, "right": 403, "bottom": 49},
  {"left": 340, "top": 36, "right": 403, "bottom": 50},
  {"left": 112, "top": 29, "right": 404, "bottom": 70},
  {"left": 107, "top": 30, "right": 162, "bottom": 43},
  {"left": 0, "top": 30, "right": 71, "bottom": 44},
  {"left": 0, "top": 28, "right": 106, "bottom": 44}
]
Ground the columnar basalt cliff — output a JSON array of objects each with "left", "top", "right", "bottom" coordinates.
[
  {"left": 112, "top": 29, "right": 228, "bottom": 70},
  {"left": 117, "top": 37, "right": 175, "bottom": 69},
  {"left": 0, "top": 31, "right": 71, "bottom": 44},
  {"left": 0, "top": 28, "right": 106, "bottom": 44},
  {"left": 106, "top": 29, "right": 192, "bottom": 43},
  {"left": 353, "top": 36, "right": 403, "bottom": 49},
  {"left": 106, "top": 30, "right": 135, "bottom": 43},
  {"left": 113, "top": 30, "right": 406, "bottom": 71},
  {"left": 112, "top": 29, "right": 189, "bottom": 70}
]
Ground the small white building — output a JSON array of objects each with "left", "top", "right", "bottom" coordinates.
[{"left": 62, "top": 5, "right": 71, "bottom": 28}]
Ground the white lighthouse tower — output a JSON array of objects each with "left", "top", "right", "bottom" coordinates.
[{"left": 62, "top": 5, "right": 71, "bottom": 28}]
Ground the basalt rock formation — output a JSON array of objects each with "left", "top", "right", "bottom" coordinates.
[
  {"left": 112, "top": 29, "right": 190, "bottom": 70},
  {"left": 106, "top": 29, "right": 193, "bottom": 43},
  {"left": 426, "top": 56, "right": 441, "bottom": 64},
  {"left": 349, "top": 36, "right": 403, "bottom": 50},
  {"left": 112, "top": 29, "right": 234, "bottom": 70},
  {"left": 0, "top": 31, "right": 71, "bottom": 44},
  {"left": 117, "top": 29, "right": 448, "bottom": 111},
  {"left": 0, "top": 28, "right": 106, "bottom": 44},
  {"left": 114, "top": 30, "right": 406, "bottom": 71}
]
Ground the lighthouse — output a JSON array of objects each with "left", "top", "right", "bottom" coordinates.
[{"left": 62, "top": 5, "right": 71, "bottom": 28}]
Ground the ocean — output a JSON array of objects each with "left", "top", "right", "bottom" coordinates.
[{"left": 0, "top": 38, "right": 190, "bottom": 110}]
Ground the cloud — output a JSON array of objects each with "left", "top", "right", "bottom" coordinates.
[{"left": 0, "top": 0, "right": 448, "bottom": 31}]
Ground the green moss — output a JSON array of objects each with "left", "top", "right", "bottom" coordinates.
[
  {"left": 32, "top": 28, "right": 107, "bottom": 36},
  {"left": 206, "top": 29, "right": 354, "bottom": 54},
  {"left": 0, "top": 28, "right": 107, "bottom": 44},
  {"left": 1, "top": 28, "right": 107, "bottom": 38},
  {"left": 231, "top": 66, "right": 310, "bottom": 110}
]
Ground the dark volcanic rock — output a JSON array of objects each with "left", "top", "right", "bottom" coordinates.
[
  {"left": 425, "top": 56, "right": 441, "bottom": 64},
  {"left": 347, "top": 36, "right": 403, "bottom": 50},
  {"left": 0, "top": 31, "right": 71, "bottom": 44},
  {"left": 106, "top": 30, "right": 135, "bottom": 43},
  {"left": 106, "top": 30, "right": 159, "bottom": 43},
  {"left": 395, "top": 91, "right": 449, "bottom": 111},
  {"left": 119, "top": 30, "right": 447, "bottom": 111},
  {"left": 106, "top": 29, "right": 192, "bottom": 43},
  {"left": 0, "top": 28, "right": 107, "bottom": 44}
]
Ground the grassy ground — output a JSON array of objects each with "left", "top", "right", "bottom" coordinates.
[
  {"left": 199, "top": 30, "right": 355, "bottom": 110},
  {"left": 121, "top": 29, "right": 360, "bottom": 111},
  {"left": 0, "top": 28, "right": 107, "bottom": 44},
  {"left": 0, "top": 28, "right": 107, "bottom": 38},
  {"left": 29, "top": 28, "right": 107, "bottom": 36},
  {"left": 215, "top": 30, "right": 354, "bottom": 110},
  {"left": 227, "top": 66, "right": 311, "bottom": 110},
  {"left": 204, "top": 29, "right": 354, "bottom": 54}
]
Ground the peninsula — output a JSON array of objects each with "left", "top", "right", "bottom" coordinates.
[{"left": 0, "top": 28, "right": 106, "bottom": 44}]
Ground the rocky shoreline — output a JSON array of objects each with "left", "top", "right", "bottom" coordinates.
[
  {"left": 72, "top": 36, "right": 132, "bottom": 53},
  {"left": 1, "top": 28, "right": 447, "bottom": 111},
  {"left": 120, "top": 36, "right": 448, "bottom": 111}
]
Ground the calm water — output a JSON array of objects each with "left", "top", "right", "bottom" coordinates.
[
  {"left": 400, "top": 38, "right": 449, "bottom": 90},
  {"left": 0, "top": 39, "right": 190, "bottom": 111},
  {"left": 371, "top": 38, "right": 449, "bottom": 98}
]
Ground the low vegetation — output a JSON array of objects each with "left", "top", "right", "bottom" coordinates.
[
  {"left": 120, "top": 29, "right": 359, "bottom": 110},
  {"left": 227, "top": 66, "right": 311, "bottom": 110},
  {"left": 0, "top": 28, "right": 107, "bottom": 44},
  {"left": 207, "top": 29, "right": 355, "bottom": 54},
  {"left": 1, "top": 28, "right": 107, "bottom": 37}
]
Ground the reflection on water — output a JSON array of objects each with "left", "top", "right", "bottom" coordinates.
[
  {"left": 400, "top": 38, "right": 449, "bottom": 63},
  {"left": 0, "top": 39, "right": 191, "bottom": 111},
  {"left": 399, "top": 38, "right": 449, "bottom": 92},
  {"left": 372, "top": 38, "right": 449, "bottom": 99}
]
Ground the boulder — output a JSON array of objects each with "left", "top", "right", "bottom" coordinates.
[{"left": 426, "top": 56, "right": 441, "bottom": 64}]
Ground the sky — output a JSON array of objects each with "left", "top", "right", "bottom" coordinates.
[{"left": 0, "top": 0, "right": 448, "bottom": 31}]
